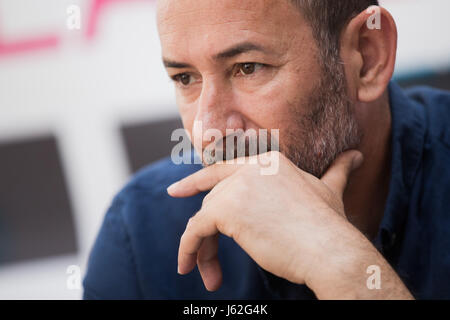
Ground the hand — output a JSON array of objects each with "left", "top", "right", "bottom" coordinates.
[{"left": 168, "top": 150, "right": 413, "bottom": 299}]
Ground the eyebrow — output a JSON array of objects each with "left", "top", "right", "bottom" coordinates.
[
  {"left": 163, "top": 60, "right": 193, "bottom": 69},
  {"left": 214, "top": 42, "right": 268, "bottom": 60},
  {"left": 162, "top": 41, "right": 269, "bottom": 69}
]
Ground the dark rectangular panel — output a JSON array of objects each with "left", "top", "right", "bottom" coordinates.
[
  {"left": 0, "top": 135, "right": 77, "bottom": 264},
  {"left": 121, "top": 117, "right": 186, "bottom": 173}
]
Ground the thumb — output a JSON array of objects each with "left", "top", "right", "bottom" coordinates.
[{"left": 321, "top": 150, "right": 364, "bottom": 198}]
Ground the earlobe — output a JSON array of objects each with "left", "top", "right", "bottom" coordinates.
[{"left": 342, "top": 6, "right": 398, "bottom": 103}]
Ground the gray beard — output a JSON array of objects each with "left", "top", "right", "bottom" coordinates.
[{"left": 283, "top": 64, "right": 362, "bottom": 178}]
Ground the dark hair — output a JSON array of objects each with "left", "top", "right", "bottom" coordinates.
[{"left": 291, "top": 0, "right": 379, "bottom": 66}]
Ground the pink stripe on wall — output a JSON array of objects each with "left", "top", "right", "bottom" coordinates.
[
  {"left": 0, "top": 34, "right": 60, "bottom": 57},
  {"left": 0, "top": 0, "right": 154, "bottom": 58}
]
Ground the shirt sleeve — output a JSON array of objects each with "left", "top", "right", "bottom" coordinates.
[{"left": 82, "top": 194, "right": 144, "bottom": 299}]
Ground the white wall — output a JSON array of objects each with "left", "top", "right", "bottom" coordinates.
[
  {"left": 0, "top": 0, "right": 448, "bottom": 299},
  {"left": 0, "top": 0, "right": 176, "bottom": 299},
  {"left": 380, "top": 0, "right": 450, "bottom": 77}
]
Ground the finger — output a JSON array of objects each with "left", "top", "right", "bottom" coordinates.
[
  {"left": 167, "top": 162, "right": 241, "bottom": 198},
  {"left": 177, "top": 212, "right": 219, "bottom": 275},
  {"left": 197, "top": 234, "right": 222, "bottom": 292},
  {"left": 321, "top": 150, "right": 364, "bottom": 197}
]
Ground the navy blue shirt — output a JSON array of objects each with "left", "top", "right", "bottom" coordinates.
[{"left": 83, "top": 82, "right": 450, "bottom": 299}]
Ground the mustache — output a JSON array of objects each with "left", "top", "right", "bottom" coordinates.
[{"left": 201, "top": 129, "right": 279, "bottom": 166}]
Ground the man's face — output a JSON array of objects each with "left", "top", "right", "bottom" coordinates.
[{"left": 157, "top": 0, "right": 360, "bottom": 177}]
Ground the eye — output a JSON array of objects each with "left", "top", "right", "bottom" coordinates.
[
  {"left": 236, "top": 63, "right": 264, "bottom": 76},
  {"left": 172, "top": 73, "right": 193, "bottom": 86}
]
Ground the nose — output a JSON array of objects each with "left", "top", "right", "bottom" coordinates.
[{"left": 193, "top": 78, "right": 245, "bottom": 150}]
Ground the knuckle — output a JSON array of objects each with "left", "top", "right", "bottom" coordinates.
[
  {"left": 179, "top": 231, "right": 190, "bottom": 248},
  {"left": 187, "top": 215, "right": 198, "bottom": 228},
  {"left": 202, "top": 191, "right": 214, "bottom": 205},
  {"left": 226, "top": 217, "right": 244, "bottom": 242}
]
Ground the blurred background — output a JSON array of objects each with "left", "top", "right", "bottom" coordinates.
[{"left": 0, "top": 0, "right": 449, "bottom": 299}]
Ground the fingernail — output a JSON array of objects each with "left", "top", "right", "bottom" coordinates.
[
  {"left": 167, "top": 182, "right": 179, "bottom": 194},
  {"left": 177, "top": 265, "right": 182, "bottom": 275}
]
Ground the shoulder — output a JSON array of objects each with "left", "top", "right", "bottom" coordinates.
[
  {"left": 404, "top": 87, "right": 450, "bottom": 239},
  {"left": 401, "top": 85, "right": 450, "bottom": 192},
  {"left": 405, "top": 86, "right": 450, "bottom": 175},
  {"left": 120, "top": 156, "right": 202, "bottom": 196},
  {"left": 404, "top": 85, "right": 450, "bottom": 147},
  {"left": 83, "top": 157, "right": 208, "bottom": 299},
  {"left": 111, "top": 156, "right": 206, "bottom": 236},
  {"left": 113, "top": 156, "right": 204, "bottom": 216}
]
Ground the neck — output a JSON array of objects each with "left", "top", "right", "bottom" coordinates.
[{"left": 343, "top": 92, "right": 392, "bottom": 240}]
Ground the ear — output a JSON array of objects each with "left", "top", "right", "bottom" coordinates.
[{"left": 340, "top": 6, "right": 397, "bottom": 102}]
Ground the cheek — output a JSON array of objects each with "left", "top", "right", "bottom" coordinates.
[
  {"left": 235, "top": 71, "right": 323, "bottom": 151},
  {"left": 232, "top": 74, "right": 305, "bottom": 132}
]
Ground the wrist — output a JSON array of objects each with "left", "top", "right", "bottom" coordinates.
[
  {"left": 304, "top": 232, "right": 414, "bottom": 300},
  {"left": 303, "top": 222, "right": 381, "bottom": 299}
]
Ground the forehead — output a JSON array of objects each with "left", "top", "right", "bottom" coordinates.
[{"left": 157, "top": 0, "right": 308, "bottom": 58}]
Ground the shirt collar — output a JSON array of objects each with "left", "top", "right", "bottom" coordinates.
[{"left": 373, "top": 81, "right": 427, "bottom": 253}]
